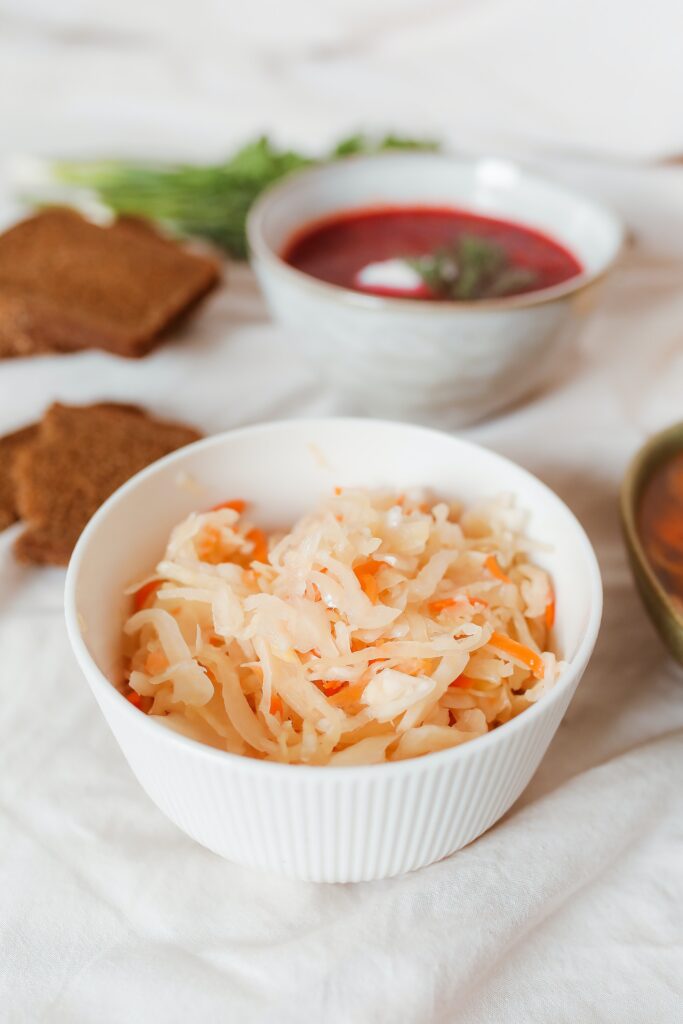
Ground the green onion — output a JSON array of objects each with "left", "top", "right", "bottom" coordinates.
[{"left": 39, "top": 134, "right": 438, "bottom": 259}]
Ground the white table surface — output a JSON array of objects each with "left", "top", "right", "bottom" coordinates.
[{"left": 1, "top": 3, "right": 682, "bottom": 1021}]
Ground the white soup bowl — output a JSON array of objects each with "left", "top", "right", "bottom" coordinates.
[{"left": 248, "top": 153, "right": 623, "bottom": 427}]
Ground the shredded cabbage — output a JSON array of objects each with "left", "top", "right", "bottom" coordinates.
[{"left": 121, "top": 488, "right": 563, "bottom": 764}]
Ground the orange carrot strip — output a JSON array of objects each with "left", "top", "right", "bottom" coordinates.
[
  {"left": 315, "top": 679, "right": 344, "bottom": 696},
  {"left": 353, "top": 558, "right": 383, "bottom": 577},
  {"left": 358, "top": 573, "right": 379, "bottom": 604},
  {"left": 485, "top": 555, "right": 512, "bottom": 584},
  {"left": 489, "top": 631, "right": 545, "bottom": 679},
  {"left": 133, "top": 580, "right": 162, "bottom": 612},
  {"left": 333, "top": 486, "right": 342, "bottom": 496},
  {"left": 270, "top": 694, "right": 283, "bottom": 716},
  {"left": 329, "top": 683, "right": 365, "bottom": 707},
  {"left": 449, "top": 674, "right": 477, "bottom": 689},
  {"left": 354, "top": 560, "right": 383, "bottom": 604},
  {"left": 246, "top": 528, "right": 268, "bottom": 563},
  {"left": 210, "top": 499, "right": 246, "bottom": 514},
  {"left": 545, "top": 595, "right": 556, "bottom": 631},
  {"left": 125, "top": 690, "right": 142, "bottom": 707},
  {"left": 429, "top": 594, "right": 488, "bottom": 615}
]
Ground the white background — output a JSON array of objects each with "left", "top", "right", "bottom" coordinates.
[{"left": 1, "top": 2, "right": 682, "bottom": 1021}]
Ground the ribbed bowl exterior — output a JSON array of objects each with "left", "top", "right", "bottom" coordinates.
[{"left": 94, "top": 671, "right": 580, "bottom": 882}]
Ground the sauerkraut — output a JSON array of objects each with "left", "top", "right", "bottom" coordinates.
[{"left": 121, "top": 489, "right": 562, "bottom": 765}]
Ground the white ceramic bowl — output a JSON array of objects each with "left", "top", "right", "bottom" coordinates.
[
  {"left": 65, "top": 419, "right": 602, "bottom": 882},
  {"left": 248, "top": 153, "right": 623, "bottom": 427}
]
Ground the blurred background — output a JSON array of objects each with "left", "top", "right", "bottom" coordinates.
[{"left": 1, "top": 0, "right": 682, "bottom": 164}]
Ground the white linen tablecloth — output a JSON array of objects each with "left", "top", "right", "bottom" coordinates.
[{"left": 1, "top": 2, "right": 683, "bottom": 1019}]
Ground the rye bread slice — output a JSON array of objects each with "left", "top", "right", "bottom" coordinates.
[
  {"left": 0, "top": 208, "right": 220, "bottom": 359},
  {"left": 0, "top": 424, "right": 38, "bottom": 530},
  {"left": 13, "top": 402, "right": 201, "bottom": 565}
]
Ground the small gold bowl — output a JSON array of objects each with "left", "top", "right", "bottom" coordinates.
[{"left": 620, "top": 421, "right": 683, "bottom": 665}]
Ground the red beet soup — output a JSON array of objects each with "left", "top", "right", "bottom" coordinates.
[{"left": 282, "top": 206, "right": 582, "bottom": 301}]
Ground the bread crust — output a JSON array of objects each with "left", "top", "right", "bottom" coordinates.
[
  {"left": 0, "top": 209, "right": 220, "bottom": 359},
  {"left": 12, "top": 402, "right": 201, "bottom": 564}
]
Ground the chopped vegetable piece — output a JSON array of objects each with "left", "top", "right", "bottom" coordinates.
[
  {"left": 485, "top": 555, "right": 512, "bottom": 584},
  {"left": 429, "top": 594, "right": 488, "bottom": 615},
  {"left": 489, "top": 631, "right": 545, "bottom": 679},
  {"left": 450, "top": 674, "right": 477, "bottom": 688},
  {"left": 328, "top": 683, "right": 365, "bottom": 707},
  {"left": 133, "top": 579, "right": 162, "bottom": 611},
  {"left": 357, "top": 572, "right": 380, "bottom": 604},
  {"left": 211, "top": 499, "right": 246, "bottom": 514},
  {"left": 545, "top": 594, "right": 556, "bottom": 630},
  {"left": 246, "top": 528, "right": 268, "bottom": 563}
]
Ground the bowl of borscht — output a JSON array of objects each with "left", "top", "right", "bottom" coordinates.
[{"left": 247, "top": 152, "right": 623, "bottom": 427}]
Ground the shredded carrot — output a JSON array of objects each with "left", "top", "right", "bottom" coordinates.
[
  {"left": 270, "top": 694, "right": 283, "bottom": 716},
  {"left": 246, "top": 528, "right": 268, "bottom": 563},
  {"left": 315, "top": 679, "right": 344, "bottom": 696},
  {"left": 305, "top": 581, "right": 322, "bottom": 602},
  {"left": 133, "top": 579, "right": 162, "bottom": 612},
  {"left": 545, "top": 594, "right": 556, "bottom": 630},
  {"left": 328, "top": 683, "right": 365, "bottom": 707},
  {"left": 209, "top": 635, "right": 224, "bottom": 647},
  {"left": 353, "top": 560, "right": 382, "bottom": 603},
  {"left": 358, "top": 573, "right": 379, "bottom": 604},
  {"left": 145, "top": 649, "right": 169, "bottom": 675},
  {"left": 353, "top": 559, "right": 383, "bottom": 577},
  {"left": 449, "top": 674, "right": 477, "bottom": 689},
  {"left": 126, "top": 690, "right": 152, "bottom": 712},
  {"left": 333, "top": 486, "right": 342, "bottom": 496},
  {"left": 429, "top": 595, "right": 488, "bottom": 615},
  {"left": 485, "top": 555, "right": 512, "bottom": 584},
  {"left": 488, "top": 631, "right": 545, "bottom": 679},
  {"left": 210, "top": 499, "right": 246, "bottom": 514}
]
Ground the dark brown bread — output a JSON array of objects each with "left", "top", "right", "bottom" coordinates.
[
  {"left": 13, "top": 402, "right": 201, "bottom": 564},
  {"left": 0, "top": 424, "right": 38, "bottom": 530},
  {"left": 0, "top": 209, "right": 220, "bottom": 359}
]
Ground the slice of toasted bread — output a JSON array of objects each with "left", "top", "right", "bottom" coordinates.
[
  {"left": 0, "top": 209, "right": 220, "bottom": 359},
  {"left": 0, "top": 423, "right": 38, "bottom": 531},
  {"left": 13, "top": 402, "right": 201, "bottom": 564}
]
